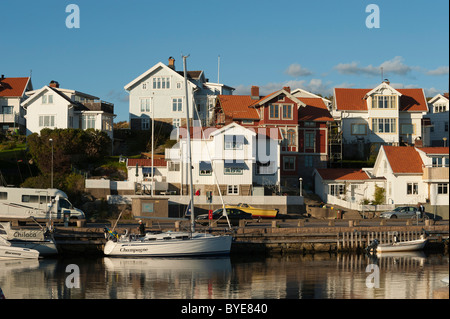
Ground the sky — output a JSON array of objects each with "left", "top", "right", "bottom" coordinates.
[{"left": 2, "top": 0, "right": 449, "bottom": 122}]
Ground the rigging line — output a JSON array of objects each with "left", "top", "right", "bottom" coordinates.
[{"left": 191, "top": 95, "right": 231, "bottom": 229}]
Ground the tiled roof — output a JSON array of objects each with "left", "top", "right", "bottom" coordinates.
[
  {"left": 298, "top": 97, "right": 333, "bottom": 122},
  {"left": 315, "top": 168, "right": 370, "bottom": 181},
  {"left": 334, "top": 88, "right": 428, "bottom": 112},
  {"left": 0, "top": 77, "right": 30, "bottom": 97},
  {"left": 217, "top": 95, "right": 260, "bottom": 119},
  {"left": 416, "top": 147, "right": 449, "bottom": 155},
  {"left": 127, "top": 158, "right": 167, "bottom": 167},
  {"left": 383, "top": 146, "right": 423, "bottom": 174}
]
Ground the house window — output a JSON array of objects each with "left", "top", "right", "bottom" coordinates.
[
  {"left": 39, "top": 115, "right": 55, "bottom": 127},
  {"left": 1, "top": 106, "right": 13, "bottom": 114},
  {"left": 269, "top": 104, "right": 279, "bottom": 119},
  {"left": 437, "top": 183, "right": 448, "bottom": 194},
  {"left": 445, "top": 122, "right": 449, "bottom": 132},
  {"left": 141, "top": 118, "right": 150, "bottom": 130},
  {"left": 304, "top": 156, "right": 313, "bottom": 167},
  {"left": 372, "top": 118, "right": 396, "bottom": 133},
  {"left": 172, "top": 98, "right": 183, "bottom": 112},
  {"left": 242, "top": 119, "right": 254, "bottom": 125},
  {"left": 176, "top": 82, "right": 182, "bottom": 89},
  {"left": 82, "top": 115, "right": 96, "bottom": 129},
  {"left": 199, "top": 169, "right": 212, "bottom": 176},
  {"left": 153, "top": 76, "right": 170, "bottom": 89},
  {"left": 400, "top": 123, "right": 415, "bottom": 135},
  {"left": 140, "top": 98, "right": 151, "bottom": 112},
  {"left": 304, "top": 121, "right": 315, "bottom": 127},
  {"left": 172, "top": 118, "right": 181, "bottom": 128},
  {"left": 351, "top": 123, "right": 367, "bottom": 135},
  {"left": 282, "top": 105, "right": 293, "bottom": 119},
  {"left": 283, "top": 156, "right": 295, "bottom": 171},
  {"left": 287, "top": 129, "right": 296, "bottom": 147},
  {"left": 305, "top": 132, "right": 315, "bottom": 149},
  {"left": 434, "top": 103, "right": 447, "bottom": 113},
  {"left": 372, "top": 95, "right": 396, "bottom": 109},
  {"left": 142, "top": 82, "right": 147, "bottom": 90},
  {"left": 432, "top": 157, "right": 449, "bottom": 167},
  {"left": 224, "top": 135, "right": 244, "bottom": 150},
  {"left": 227, "top": 185, "right": 239, "bottom": 195},
  {"left": 168, "top": 161, "right": 180, "bottom": 171},
  {"left": 224, "top": 167, "right": 243, "bottom": 175},
  {"left": 407, "top": 183, "right": 418, "bottom": 195},
  {"left": 329, "top": 184, "right": 345, "bottom": 196}
]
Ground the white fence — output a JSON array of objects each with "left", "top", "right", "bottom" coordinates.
[{"left": 325, "top": 194, "right": 394, "bottom": 212}]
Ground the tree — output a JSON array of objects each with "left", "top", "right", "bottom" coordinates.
[{"left": 371, "top": 185, "right": 385, "bottom": 205}]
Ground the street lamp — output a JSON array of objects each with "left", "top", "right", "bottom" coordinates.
[
  {"left": 49, "top": 138, "right": 53, "bottom": 189},
  {"left": 299, "top": 177, "right": 303, "bottom": 197},
  {"left": 443, "top": 137, "right": 447, "bottom": 147}
]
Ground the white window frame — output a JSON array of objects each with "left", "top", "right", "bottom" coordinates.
[
  {"left": 172, "top": 98, "right": 183, "bottom": 112},
  {"left": 406, "top": 182, "right": 418, "bottom": 195},
  {"left": 437, "top": 183, "right": 448, "bottom": 194},
  {"left": 227, "top": 185, "right": 239, "bottom": 195},
  {"left": 39, "top": 115, "right": 56, "bottom": 127},
  {"left": 329, "top": 184, "right": 345, "bottom": 196}
]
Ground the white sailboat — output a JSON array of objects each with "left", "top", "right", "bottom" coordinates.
[{"left": 103, "top": 55, "right": 232, "bottom": 257}]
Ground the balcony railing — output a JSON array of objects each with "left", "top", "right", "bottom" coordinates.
[
  {"left": 81, "top": 100, "right": 114, "bottom": 114},
  {"left": 0, "top": 113, "right": 25, "bottom": 125},
  {"left": 422, "top": 166, "right": 449, "bottom": 181}
]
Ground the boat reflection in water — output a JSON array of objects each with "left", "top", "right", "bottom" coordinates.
[{"left": 103, "top": 257, "right": 232, "bottom": 299}]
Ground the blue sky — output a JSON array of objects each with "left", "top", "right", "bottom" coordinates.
[{"left": 2, "top": 0, "right": 449, "bottom": 122}]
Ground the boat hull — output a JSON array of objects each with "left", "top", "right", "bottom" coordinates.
[
  {"left": 9, "top": 239, "right": 58, "bottom": 256},
  {"left": 0, "top": 245, "right": 40, "bottom": 259},
  {"left": 376, "top": 239, "right": 428, "bottom": 253},
  {"left": 104, "top": 233, "right": 233, "bottom": 257}
]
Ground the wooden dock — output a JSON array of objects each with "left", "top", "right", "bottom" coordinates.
[{"left": 50, "top": 220, "right": 449, "bottom": 255}]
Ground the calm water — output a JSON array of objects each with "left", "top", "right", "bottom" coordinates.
[{"left": 0, "top": 253, "right": 448, "bottom": 299}]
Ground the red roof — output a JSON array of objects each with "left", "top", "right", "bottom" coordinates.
[
  {"left": 0, "top": 77, "right": 30, "bottom": 97},
  {"left": 298, "top": 97, "right": 333, "bottom": 122},
  {"left": 334, "top": 88, "right": 428, "bottom": 112},
  {"left": 416, "top": 147, "right": 449, "bottom": 155},
  {"left": 217, "top": 95, "right": 260, "bottom": 120},
  {"left": 315, "top": 168, "right": 370, "bottom": 181},
  {"left": 383, "top": 146, "right": 423, "bottom": 174},
  {"left": 127, "top": 158, "right": 167, "bottom": 167}
]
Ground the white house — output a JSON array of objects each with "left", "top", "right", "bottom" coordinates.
[
  {"left": 124, "top": 57, "right": 234, "bottom": 130},
  {"left": 314, "top": 145, "right": 449, "bottom": 212},
  {"left": 425, "top": 93, "right": 449, "bottom": 146},
  {"left": 22, "top": 81, "right": 115, "bottom": 139},
  {"left": 0, "top": 75, "right": 33, "bottom": 134},
  {"left": 164, "top": 123, "right": 280, "bottom": 196},
  {"left": 332, "top": 80, "right": 428, "bottom": 146}
]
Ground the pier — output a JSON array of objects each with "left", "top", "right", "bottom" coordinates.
[{"left": 51, "top": 218, "right": 449, "bottom": 255}]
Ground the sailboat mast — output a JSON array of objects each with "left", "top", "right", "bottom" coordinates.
[{"left": 183, "top": 55, "right": 195, "bottom": 233}]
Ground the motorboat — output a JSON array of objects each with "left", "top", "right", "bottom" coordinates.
[
  {"left": 103, "top": 56, "right": 233, "bottom": 257},
  {"left": 367, "top": 235, "right": 428, "bottom": 253},
  {"left": 0, "top": 236, "right": 40, "bottom": 259},
  {"left": 0, "top": 222, "right": 58, "bottom": 256}
]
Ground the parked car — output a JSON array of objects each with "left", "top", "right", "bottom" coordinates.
[
  {"left": 196, "top": 208, "right": 253, "bottom": 226},
  {"left": 380, "top": 206, "right": 420, "bottom": 219}
]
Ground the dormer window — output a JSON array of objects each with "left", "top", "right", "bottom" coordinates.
[
  {"left": 42, "top": 94, "right": 53, "bottom": 104},
  {"left": 372, "top": 95, "right": 396, "bottom": 109}
]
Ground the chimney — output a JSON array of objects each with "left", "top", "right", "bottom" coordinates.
[
  {"left": 382, "top": 78, "right": 390, "bottom": 85},
  {"left": 0, "top": 74, "right": 4, "bottom": 80},
  {"left": 251, "top": 86, "right": 260, "bottom": 100},
  {"left": 283, "top": 86, "right": 291, "bottom": 93},
  {"left": 49, "top": 80, "right": 59, "bottom": 88},
  {"left": 168, "top": 57, "right": 175, "bottom": 70}
]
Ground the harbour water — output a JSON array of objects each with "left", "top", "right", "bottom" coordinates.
[{"left": 0, "top": 252, "right": 448, "bottom": 300}]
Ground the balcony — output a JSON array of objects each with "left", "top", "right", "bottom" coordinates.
[
  {"left": 165, "top": 146, "right": 181, "bottom": 160},
  {"left": 82, "top": 100, "right": 114, "bottom": 114},
  {"left": 0, "top": 113, "right": 25, "bottom": 126},
  {"left": 422, "top": 166, "right": 449, "bottom": 181}
]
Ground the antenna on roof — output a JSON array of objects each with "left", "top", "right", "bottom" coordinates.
[
  {"left": 380, "top": 67, "right": 383, "bottom": 83},
  {"left": 217, "top": 55, "right": 220, "bottom": 84},
  {"left": 30, "top": 69, "right": 32, "bottom": 79}
]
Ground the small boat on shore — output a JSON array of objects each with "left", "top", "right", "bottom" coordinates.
[{"left": 367, "top": 235, "right": 428, "bottom": 253}]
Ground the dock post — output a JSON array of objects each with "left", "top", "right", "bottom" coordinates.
[{"left": 272, "top": 220, "right": 278, "bottom": 228}]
